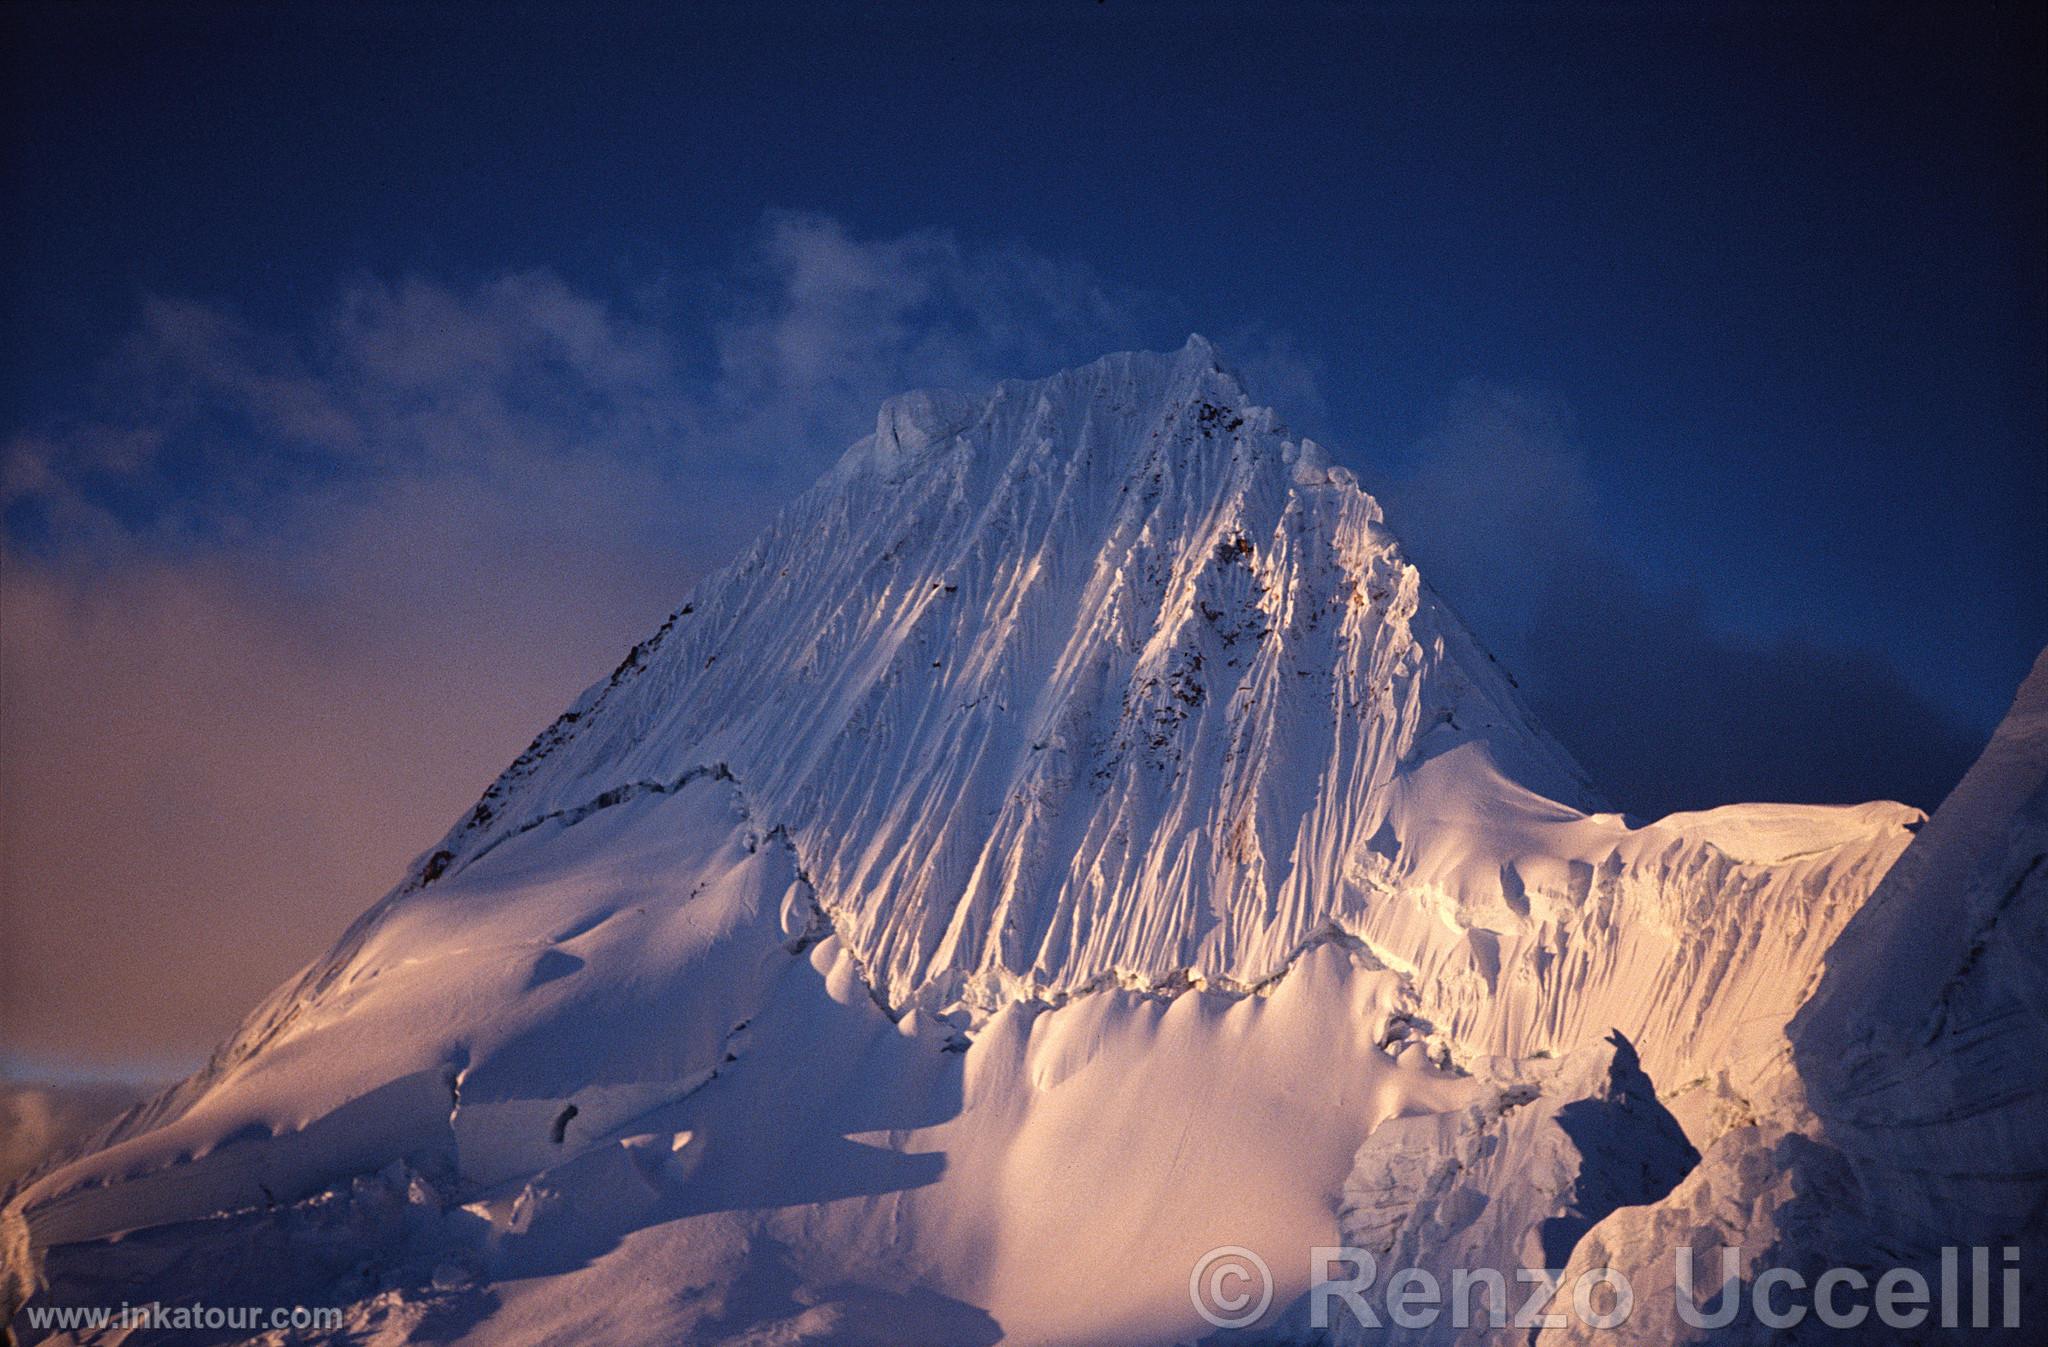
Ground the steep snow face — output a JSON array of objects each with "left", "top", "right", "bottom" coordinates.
[
  {"left": 14, "top": 775, "right": 818, "bottom": 1250},
  {"left": 396, "top": 336, "right": 1601, "bottom": 1014},
  {"left": 1791, "top": 647, "right": 2048, "bottom": 1251}
]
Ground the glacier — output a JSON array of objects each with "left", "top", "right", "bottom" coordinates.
[{"left": 4, "top": 338, "right": 2034, "bottom": 1346}]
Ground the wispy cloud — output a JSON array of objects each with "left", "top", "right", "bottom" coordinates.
[
  {"left": 0, "top": 214, "right": 1150, "bottom": 1071},
  {"left": 0, "top": 1078, "right": 158, "bottom": 1194}
]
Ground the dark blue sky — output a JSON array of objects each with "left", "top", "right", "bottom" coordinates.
[{"left": 5, "top": 0, "right": 2043, "bottom": 784}]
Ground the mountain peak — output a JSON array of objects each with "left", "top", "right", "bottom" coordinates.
[
  {"left": 861, "top": 337, "right": 1246, "bottom": 479},
  {"left": 332, "top": 341, "right": 1836, "bottom": 1029},
  {"left": 1175, "top": 329, "right": 1225, "bottom": 368},
  {"left": 10, "top": 345, "right": 1939, "bottom": 1347},
  {"left": 150, "top": 344, "right": 1917, "bottom": 1077},
  {"left": 287, "top": 341, "right": 1615, "bottom": 1027}
]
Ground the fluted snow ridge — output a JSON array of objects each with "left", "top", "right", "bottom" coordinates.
[{"left": 394, "top": 339, "right": 1592, "bottom": 1009}]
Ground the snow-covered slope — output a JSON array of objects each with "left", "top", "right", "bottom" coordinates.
[{"left": 5, "top": 341, "right": 1937, "bottom": 1345}]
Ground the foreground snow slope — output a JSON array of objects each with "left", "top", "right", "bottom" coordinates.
[
  {"left": 7, "top": 341, "right": 1929, "bottom": 1345},
  {"left": 14, "top": 770, "right": 1479, "bottom": 1345}
]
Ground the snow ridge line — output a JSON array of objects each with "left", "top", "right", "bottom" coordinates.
[
  {"left": 970, "top": 920, "right": 1413, "bottom": 1016},
  {"left": 436, "top": 763, "right": 738, "bottom": 887},
  {"left": 429, "top": 762, "right": 905, "bottom": 1024},
  {"left": 448, "top": 763, "right": 1444, "bottom": 1052}
]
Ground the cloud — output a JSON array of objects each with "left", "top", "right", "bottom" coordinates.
[
  {"left": 1221, "top": 326, "right": 1332, "bottom": 441},
  {"left": 1520, "top": 568, "right": 1982, "bottom": 817},
  {"left": 0, "top": 215, "right": 1148, "bottom": 1071},
  {"left": 1382, "top": 379, "right": 1597, "bottom": 672},
  {"left": 0, "top": 1078, "right": 158, "bottom": 1195},
  {"left": 1382, "top": 381, "right": 1980, "bottom": 819},
  {"left": 710, "top": 212, "right": 1150, "bottom": 460}
]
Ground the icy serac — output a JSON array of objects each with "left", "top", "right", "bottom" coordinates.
[
  {"left": 1538, "top": 649, "right": 2048, "bottom": 1346},
  {"left": 6, "top": 340, "right": 1932, "bottom": 1346}
]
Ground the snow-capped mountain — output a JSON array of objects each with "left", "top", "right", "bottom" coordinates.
[{"left": 6, "top": 340, "right": 1998, "bottom": 1346}]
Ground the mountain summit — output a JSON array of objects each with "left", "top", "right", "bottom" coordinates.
[
  {"left": 8, "top": 343, "right": 1946, "bottom": 1345},
  {"left": 395, "top": 333, "right": 1603, "bottom": 1015}
]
